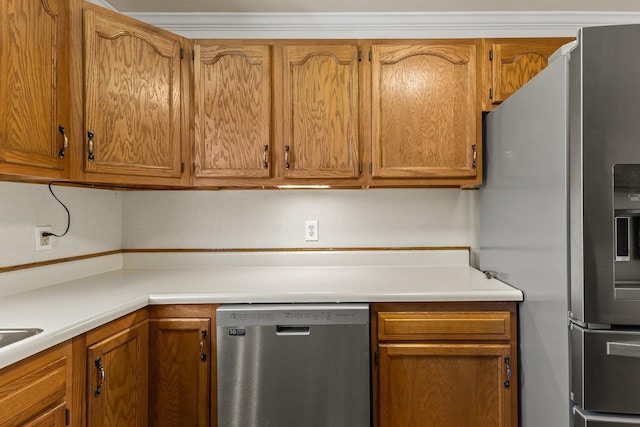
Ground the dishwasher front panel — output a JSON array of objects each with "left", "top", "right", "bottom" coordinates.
[{"left": 217, "top": 304, "right": 370, "bottom": 427}]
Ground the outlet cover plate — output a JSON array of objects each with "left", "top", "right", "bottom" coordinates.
[
  {"left": 305, "top": 220, "right": 319, "bottom": 241},
  {"left": 35, "top": 226, "right": 52, "bottom": 251}
]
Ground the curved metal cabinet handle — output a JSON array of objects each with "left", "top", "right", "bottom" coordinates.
[
  {"left": 57, "top": 125, "right": 69, "bottom": 158},
  {"left": 87, "top": 131, "right": 95, "bottom": 162},
  {"left": 263, "top": 145, "right": 269, "bottom": 169},
  {"left": 200, "top": 330, "right": 207, "bottom": 361},
  {"left": 94, "top": 357, "right": 105, "bottom": 397},
  {"left": 284, "top": 145, "right": 290, "bottom": 170},
  {"left": 607, "top": 341, "right": 640, "bottom": 358},
  {"left": 504, "top": 356, "right": 511, "bottom": 388}
]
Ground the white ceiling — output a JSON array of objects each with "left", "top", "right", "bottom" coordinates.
[{"left": 103, "top": 0, "right": 640, "bottom": 13}]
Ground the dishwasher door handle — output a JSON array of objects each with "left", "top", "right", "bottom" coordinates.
[
  {"left": 607, "top": 341, "right": 640, "bottom": 358},
  {"left": 276, "top": 325, "right": 310, "bottom": 336}
]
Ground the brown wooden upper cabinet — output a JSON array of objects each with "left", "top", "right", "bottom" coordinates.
[
  {"left": 370, "top": 41, "right": 482, "bottom": 186},
  {"left": 82, "top": 5, "right": 188, "bottom": 186},
  {"left": 484, "top": 37, "right": 574, "bottom": 109},
  {"left": 0, "top": 0, "right": 70, "bottom": 180},
  {"left": 193, "top": 43, "right": 272, "bottom": 183},
  {"left": 282, "top": 44, "right": 362, "bottom": 180}
]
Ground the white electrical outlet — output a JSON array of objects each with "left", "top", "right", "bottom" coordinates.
[
  {"left": 35, "top": 226, "right": 52, "bottom": 251},
  {"left": 305, "top": 220, "right": 319, "bottom": 241}
]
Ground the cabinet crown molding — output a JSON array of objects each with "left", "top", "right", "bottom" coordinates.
[{"left": 122, "top": 11, "right": 640, "bottom": 38}]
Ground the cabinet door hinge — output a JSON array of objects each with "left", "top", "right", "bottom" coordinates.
[
  {"left": 181, "top": 162, "right": 185, "bottom": 174},
  {"left": 489, "top": 49, "right": 493, "bottom": 61},
  {"left": 192, "top": 50, "right": 195, "bottom": 61},
  {"left": 359, "top": 162, "right": 363, "bottom": 175},
  {"left": 374, "top": 349, "right": 379, "bottom": 364},
  {"left": 369, "top": 49, "right": 372, "bottom": 62},
  {"left": 369, "top": 163, "right": 373, "bottom": 174},
  {"left": 358, "top": 51, "right": 362, "bottom": 62},
  {"left": 180, "top": 48, "right": 184, "bottom": 59},
  {"left": 472, "top": 144, "right": 477, "bottom": 169},
  {"left": 489, "top": 88, "right": 493, "bottom": 99},
  {"left": 192, "top": 163, "right": 196, "bottom": 173},
  {"left": 66, "top": 408, "right": 71, "bottom": 425}
]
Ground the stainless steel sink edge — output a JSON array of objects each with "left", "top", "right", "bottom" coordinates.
[{"left": 0, "top": 328, "right": 43, "bottom": 348}]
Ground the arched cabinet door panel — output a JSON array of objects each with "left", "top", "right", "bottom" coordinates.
[
  {"left": 371, "top": 41, "right": 481, "bottom": 183},
  {"left": 83, "top": 6, "right": 184, "bottom": 183},
  {"left": 282, "top": 44, "right": 361, "bottom": 179},
  {"left": 487, "top": 37, "right": 574, "bottom": 106},
  {"left": 0, "top": 0, "right": 69, "bottom": 178},
  {"left": 193, "top": 43, "right": 272, "bottom": 180}
]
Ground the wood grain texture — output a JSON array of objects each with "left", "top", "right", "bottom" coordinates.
[
  {"left": 378, "top": 343, "right": 510, "bottom": 427},
  {"left": 283, "top": 44, "right": 360, "bottom": 179},
  {"left": 370, "top": 302, "right": 517, "bottom": 427},
  {"left": 22, "top": 402, "right": 67, "bottom": 427},
  {"left": 490, "top": 38, "right": 574, "bottom": 105},
  {"left": 83, "top": 7, "right": 182, "bottom": 179},
  {"left": 0, "top": 0, "right": 68, "bottom": 176},
  {"left": 371, "top": 41, "right": 480, "bottom": 180},
  {"left": 194, "top": 43, "right": 271, "bottom": 179},
  {"left": 0, "top": 341, "right": 71, "bottom": 426},
  {"left": 87, "top": 320, "right": 148, "bottom": 427},
  {"left": 378, "top": 311, "right": 511, "bottom": 341},
  {"left": 149, "top": 318, "right": 210, "bottom": 427}
]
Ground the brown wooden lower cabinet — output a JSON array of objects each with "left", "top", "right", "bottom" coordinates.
[
  {"left": 0, "top": 341, "right": 72, "bottom": 427},
  {"left": 0, "top": 301, "right": 518, "bottom": 427},
  {"left": 148, "top": 305, "right": 217, "bottom": 427},
  {"left": 372, "top": 302, "right": 518, "bottom": 427},
  {"left": 85, "top": 313, "right": 149, "bottom": 427}
]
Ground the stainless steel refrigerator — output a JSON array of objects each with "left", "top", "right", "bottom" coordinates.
[{"left": 480, "top": 24, "right": 640, "bottom": 426}]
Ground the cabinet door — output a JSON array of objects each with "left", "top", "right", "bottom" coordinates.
[
  {"left": 378, "top": 343, "right": 512, "bottom": 427},
  {"left": 194, "top": 43, "right": 271, "bottom": 180},
  {"left": 371, "top": 42, "right": 480, "bottom": 181},
  {"left": 282, "top": 44, "right": 361, "bottom": 179},
  {"left": 149, "top": 318, "right": 211, "bottom": 427},
  {"left": 87, "top": 320, "right": 149, "bottom": 427},
  {"left": 488, "top": 38, "right": 573, "bottom": 105},
  {"left": 0, "top": 0, "right": 69, "bottom": 178},
  {"left": 83, "top": 7, "right": 183, "bottom": 181}
]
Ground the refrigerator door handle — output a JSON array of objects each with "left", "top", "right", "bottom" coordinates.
[{"left": 606, "top": 341, "right": 640, "bottom": 358}]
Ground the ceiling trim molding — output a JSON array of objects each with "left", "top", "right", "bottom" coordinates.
[
  {"left": 87, "top": 0, "right": 118, "bottom": 11},
  {"left": 123, "top": 11, "right": 640, "bottom": 38}
]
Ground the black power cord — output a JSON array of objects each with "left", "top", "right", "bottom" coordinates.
[{"left": 43, "top": 181, "right": 71, "bottom": 238}]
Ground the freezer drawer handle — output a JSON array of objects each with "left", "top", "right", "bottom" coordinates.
[
  {"left": 276, "top": 325, "right": 310, "bottom": 336},
  {"left": 606, "top": 341, "right": 640, "bottom": 358}
]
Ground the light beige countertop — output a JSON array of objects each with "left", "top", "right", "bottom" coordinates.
[{"left": 0, "top": 249, "right": 522, "bottom": 369}]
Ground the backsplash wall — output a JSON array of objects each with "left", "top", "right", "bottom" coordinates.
[
  {"left": 0, "top": 182, "right": 122, "bottom": 268},
  {"left": 1, "top": 184, "right": 479, "bottom": 268},
  {"left": 121, "top": 188, "right": 478, "bottom": 250}
]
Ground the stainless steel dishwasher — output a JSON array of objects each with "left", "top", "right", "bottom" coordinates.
[{"left": 217, "top": 303, "right": 370, "bottom": 427}]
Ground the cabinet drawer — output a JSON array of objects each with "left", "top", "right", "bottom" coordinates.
[
  {"left": 378, "top": 311, "right": 511, "bottom": 341},
  {"left": 0, "top": 343, "right": 69, "bottom": 426}
]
